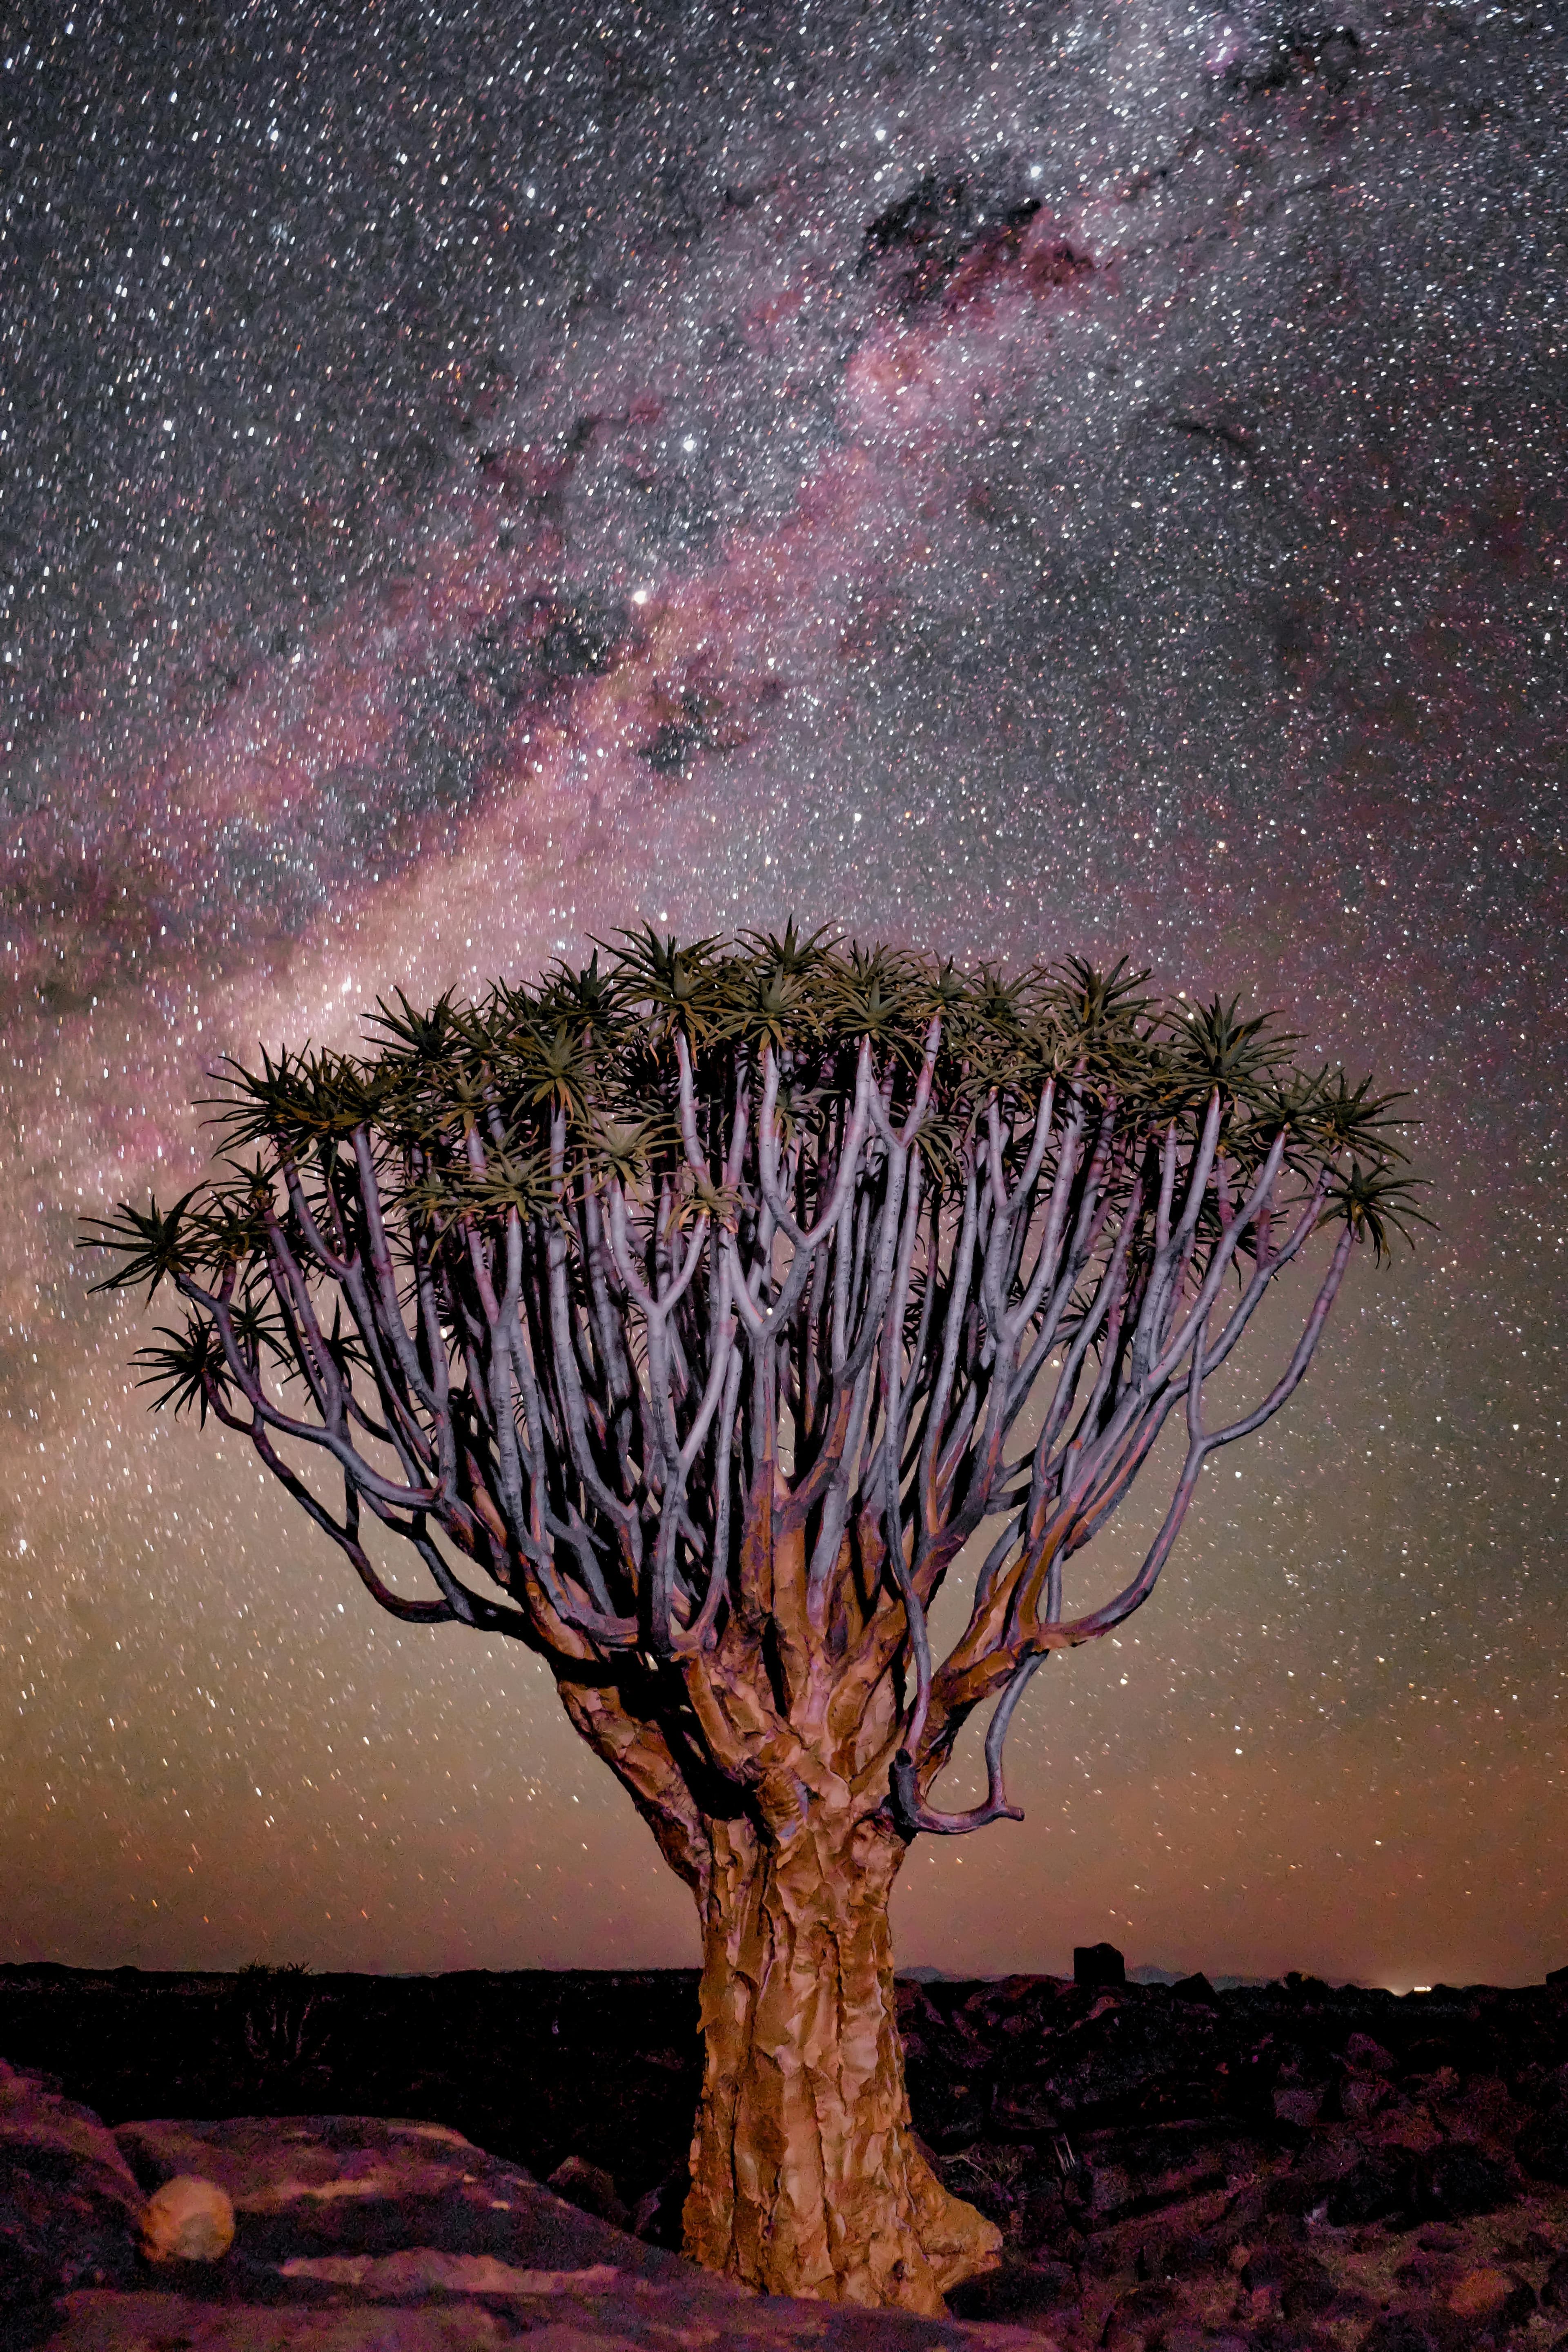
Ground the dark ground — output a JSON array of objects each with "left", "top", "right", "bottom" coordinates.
[
  {"left": 0, "top": 1964, "right": 703, "bottom": 2232},
  {"left": 4, "top": 1960, "right": 1568, "bottom": 2275}
]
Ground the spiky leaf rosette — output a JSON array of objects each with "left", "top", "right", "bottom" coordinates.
[{"left": 84, "top": 931, "right": 1419, "bottom": 1851}]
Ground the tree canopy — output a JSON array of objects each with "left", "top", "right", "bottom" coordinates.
[{"left": 87, "top": 927, "right": 1419, "bottom": 1846}]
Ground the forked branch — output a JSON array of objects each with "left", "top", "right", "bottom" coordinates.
[{"left": 85, "top": 931, "right": 1421, "bottom": 1861}]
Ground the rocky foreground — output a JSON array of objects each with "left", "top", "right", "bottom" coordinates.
[
  {"left": 902, "top": 1962, "right": 1568, "bottom": 2345},
  {"left": 4, "top": 1961, "right": 1568, "bottom": 2350},
  {"left": 0, "top": 2062, "right": 1052, "bottom": 2352}
]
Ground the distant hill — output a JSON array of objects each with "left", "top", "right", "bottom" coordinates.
[{"left": 1127, "top": 1964, "right": 1278, "bottom": 1991}]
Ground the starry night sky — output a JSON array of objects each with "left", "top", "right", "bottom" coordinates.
[{"left": 2, "top": 0, "right": 1564, "bottom": 1988}]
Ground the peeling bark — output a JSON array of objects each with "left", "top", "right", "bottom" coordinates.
[{"left": 683, "top": 1803, "right": 1000, "bottom": 2312}]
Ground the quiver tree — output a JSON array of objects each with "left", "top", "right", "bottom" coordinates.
[{"left": 88, "top": 929, "right": 1419, "bottom": 2314}]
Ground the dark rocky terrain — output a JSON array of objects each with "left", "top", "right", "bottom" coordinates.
[
  {"left": 4, "top": 1956, "right": 1568, "bottom": 2350},
  {"left": 900, "top": 1958, "right": 1568, "bottom": 2342}
]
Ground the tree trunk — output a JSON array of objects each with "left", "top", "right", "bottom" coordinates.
[{"left": 682, "top": 1805, "right": 1002, "bottom": 2313}]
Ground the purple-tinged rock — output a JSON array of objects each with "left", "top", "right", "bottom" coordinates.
[
  {"left": 0, "top": 2060, "right": 143, "bottom": 2301},
  {"left": 1517, "top": 2108, "right": 1568, "bottom": 2187}
]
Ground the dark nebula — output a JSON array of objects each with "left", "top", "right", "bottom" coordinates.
[{"left": 2, "top": 0, "right": 1563, "bottom": 1983}]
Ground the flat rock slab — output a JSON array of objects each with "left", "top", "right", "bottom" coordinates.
[
  {"left": 16, "top": 2114, "right": 1056, "bottom": 2352},
  {"left": 113, "top": 2114, "right": 684, "bottom": 2280}
]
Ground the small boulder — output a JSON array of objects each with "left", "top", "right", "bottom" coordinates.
[
  {"left": 1518, "top": 2107, "right": 1568, "bottom": 2186},
  {"left": 1339, "top": 2070, "right": 1392, "bottom": 2124},
  {"left": 1241, "top": 2247, "right": 1289, "bottom": 2291},
  {"left": 1101, "top": 2280, "right": 1181, "bottom": 2352},
  {"left": 631, "top": 2163, "right": 688, "bottom": 2249},
  {"left": 1443, "top": 2267, "right": 1535, "bottom": 2324},
  {"left": 139, "top": 2174, "right": 236, "bottom": 2263},
  {"left": 1417, "top": 2142, "right": 1512, "bottom": 2218},
  {"left": 1503, "top": 2228, "right": 1557, "bottom": 2260},
  {"left": 1138, "top": 2231, "right": 1229, "bottom": 2280},
  {"left": 1326, "top": 2149, "right": 1414, "bottom": 2225},
  {"left": 546, "top": 2154, "right": 629, "bottom": 2231},
  {"left": 1075, "top": 1942, "right": 1127, "bottom": 1989},
  {"left": 1279, "top": 2256, "right": 1337, "bottom": 2318},
  {"left": 948, "top": 2256, "right": 1078, "bottom": 2321}
]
